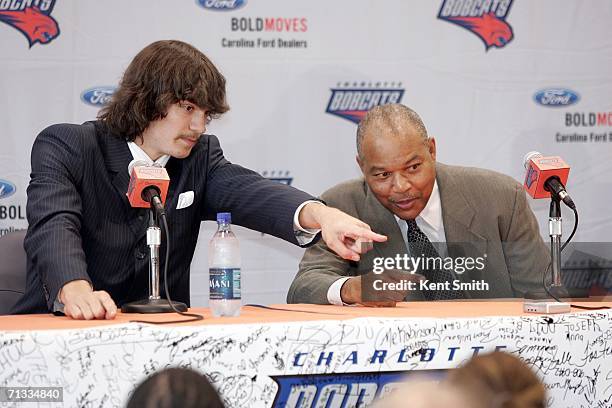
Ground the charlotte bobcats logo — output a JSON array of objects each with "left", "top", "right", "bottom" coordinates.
[
  {"left": 326, "top": 82, "right": 405, "bottom": 125},
  {"left": 438, "top": 0, "right": 514, "bottom": 51},
  {"left": 0, "top": 1, "right": 59, "bottom": 47}
]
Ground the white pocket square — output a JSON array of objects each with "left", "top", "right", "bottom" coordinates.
[{"left": 176, "top": 191, "right": 194, "bottom": 210}]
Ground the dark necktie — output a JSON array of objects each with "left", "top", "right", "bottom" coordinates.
[{"left": 405, "top": 219, "right": 463, "bottom": 300}]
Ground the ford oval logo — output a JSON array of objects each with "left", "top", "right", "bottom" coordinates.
[
  {"left": 81, "top": 86, "right": 116, "bottom": 107},
  {"left": 0, "top": 179, "right": 16, "bottom": 199},
  {"left": 533, "top": 88, "right": 580, "bottom": 107},
  {"left": 196, "top": 0, "right": 246, "bottom": 11}
]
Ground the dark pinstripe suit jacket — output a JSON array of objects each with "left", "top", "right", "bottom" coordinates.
[{"left": 12, "top": 121, "right": 316, "bottom": 314}]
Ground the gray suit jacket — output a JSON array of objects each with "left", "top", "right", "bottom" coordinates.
[{"left": 287, "top": 163, "right": 550, "bottom": 304}]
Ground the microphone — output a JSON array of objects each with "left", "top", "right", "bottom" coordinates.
[
  {"left": 126, "top": 160, "right": 170, "bottom": 215},
  {"left": 122, "top": 161, "right": 190, "bottom": 315},
  {"left": 523, "top": 151, "right": 575, "bottom": 209}
]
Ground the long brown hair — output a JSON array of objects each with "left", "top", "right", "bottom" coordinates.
[
  {"left": 98, "top": 40, "right": 229, "bottom": 141},
  {"left": 447, "top": 352, "right": 546, "bottom": 408}
]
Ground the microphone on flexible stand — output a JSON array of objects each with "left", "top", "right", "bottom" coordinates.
[
  {"left": 522, "top": 151, "right": 574, "bottom": 300},
  {"left": 122, "top": 161, "right": 187, "bottom": 314}
]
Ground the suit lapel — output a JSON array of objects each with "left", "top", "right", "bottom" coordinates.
[
  {"left": 97, "top": 122, "right": 149, "bottom": 239},
  {"left": 436, "top": 163, "right": 486, "bottom": 244},
  {"left": 98, "top": 123, "right": 133, "bottom": 204},
  {"left": 436, "top": 163, "right": 488, "bottom": 296},
  {"left": 164, "top": 156, "right": 184, "bottom": 216}
]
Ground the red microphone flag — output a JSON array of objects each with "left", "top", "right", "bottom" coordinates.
[
  {"left": 127, "top": 166, "right": 170, "bottom": 208},
  {"left": 524, "top": 155, "right": 570, "bottom": 199}
]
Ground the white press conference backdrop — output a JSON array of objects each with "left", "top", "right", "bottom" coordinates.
[{"left": 1, "top": 0, "right": 611, "bottom": 306}]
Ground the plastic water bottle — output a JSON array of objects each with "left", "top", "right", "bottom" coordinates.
[{"left": 209, "top": 212, "right": 241, "bottom": 317}]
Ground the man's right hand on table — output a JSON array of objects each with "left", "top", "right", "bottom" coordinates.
[
  {"left": 340, "top": 270, "right": 424, "bottom": 307},
  {"left": 59, "top": 280, "right": 117, "bottom": 320}
]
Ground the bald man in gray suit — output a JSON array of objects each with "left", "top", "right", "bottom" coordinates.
[{"left": 287, "top": 104, "right": 549, "bottom": 305}]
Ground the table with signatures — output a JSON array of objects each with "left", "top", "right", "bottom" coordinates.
[{"left": 0, "top": 301, "right": 610, "bottom": 407}]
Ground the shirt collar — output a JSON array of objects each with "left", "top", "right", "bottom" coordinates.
[
  {"left": 419, "top": 179, "right": 443, "bottom": 230},
  {"left": 127, "top": 142, "right": 170, "bottom": 169},
  {"left": 394, "top": 179, "right": 443, "bottom": 230}
]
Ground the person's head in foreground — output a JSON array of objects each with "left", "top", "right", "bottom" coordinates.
[
  {"left": 127, "top": 367, "right": 225, "bottom": 408},
  {"left": 356, "top": 103, "right": 436, "bottom": 220},
  {"left": 447, "top": 351, "right": 546, "bottom": 408},
  {"left": 373, "top": 377, "right": 477, "bottom": 408}
]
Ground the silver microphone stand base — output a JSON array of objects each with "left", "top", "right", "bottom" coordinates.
[{"left": 121, "top": 298, "right": 188, "bottom": 313}]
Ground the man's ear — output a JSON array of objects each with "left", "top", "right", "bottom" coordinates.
[
  {"left": 356, "top": 155, "right": 364, "bottom": 171},
  {"left": 427, "top": 137, "right": 436, "bottom": 161}
]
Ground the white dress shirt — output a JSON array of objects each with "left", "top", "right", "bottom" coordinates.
[
  {"left": 327, "top": 180, "right": 447, "bottom": 305},
  {"left": 127, "top": 142, "right": 171, "bottom": 168}
]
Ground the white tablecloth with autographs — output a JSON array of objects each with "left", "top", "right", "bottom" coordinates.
[{"left": 0, "top": 308, "right": 610, "bottom": 407}]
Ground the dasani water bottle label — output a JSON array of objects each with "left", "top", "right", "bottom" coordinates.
[{"left": 209, "top": 268, "right": 241, "bottom": 300}]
